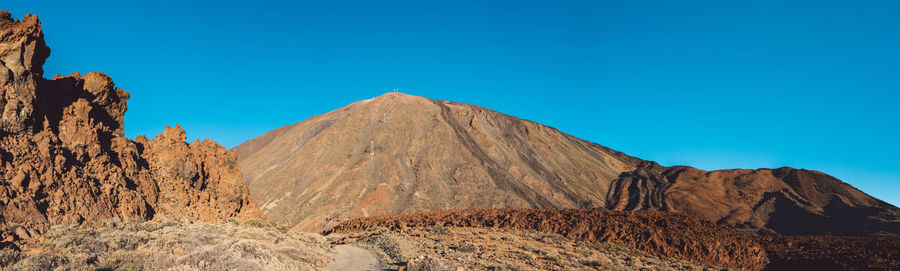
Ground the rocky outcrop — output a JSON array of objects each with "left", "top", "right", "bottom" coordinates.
[
  {"left": 605, "top": 161, "right": 669, "bottom": 211},
  {"left": 606, "top": 166, "right": 900, "bottom": 235},
  {"left": 0, "top": 11, "right": 261, "bottom": 249},
  {"left": 234, "top": 92, "right": 644, "bottom": 231}
]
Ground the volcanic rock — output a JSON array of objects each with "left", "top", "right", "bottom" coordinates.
[
  {"left": 327, "top": 208, "right": 770, "bottom": 270},
  {"left": 0, "top": 11, "right": 261, "bottom": 249},
  {"left": 606, "top": 165, "right": 900, "bottom": 235}
]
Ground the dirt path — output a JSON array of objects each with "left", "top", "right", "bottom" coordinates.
[{"left": 329, "top": 245, "right": 382, "bottom": 271}]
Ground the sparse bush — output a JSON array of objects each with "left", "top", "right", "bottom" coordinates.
[
  {"left": 582, "top": 259, "right": 605, "bottom": 267},
  {"left": 407, "top": 255, "right": 454, "bottom": 271},
  {"left": 575, "top": 248, "right": 593, "bottom": 257},
  {"left": 429, "top": 223, "right": 451, "bottom": 234},
  {"left": 13, "top": 252, "right": 68, "bottom": 270},
  {"left": 96, "top": 250, "right": 143, "bottom": 271},
  {"left": 625, "top": 257, "right": 635, "bottom": 267},
  {"left": 0, "top": 250, "right": 24, "bottom": 267},
  {"left": 519, "top": 243, "right": 536, "bottom": 252},
  {"left": 453, "top": 243, "right": 479, "bottom": 253}
]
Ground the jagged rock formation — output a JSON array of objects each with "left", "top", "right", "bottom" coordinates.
[
  {"left": 0, "top": 11, "right": 261, "bottom": 249},
  {"left": 237, "top": 92, "right": 899, "bottom": 235},
  {"left": 606, "top": 165, "right": 900, "bottom": 235},
  {"left": 234, "top": 92, "right": 643, "bottom": 230}
]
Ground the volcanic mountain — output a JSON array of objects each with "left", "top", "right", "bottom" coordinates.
[
  {"left": 234, "top": 92, "right": 641, "bottom": 230},
  {"left": 235, "top": 93, "right": 899, "bottom": 234},
  {"left": 0, "top": 11, "right": 260, "bottom": 249}
]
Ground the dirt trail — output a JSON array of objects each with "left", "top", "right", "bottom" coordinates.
[{"left": 329, "top": 245, "right": 382, "bottom": 271}]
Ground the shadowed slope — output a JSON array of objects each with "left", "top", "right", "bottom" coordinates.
[{"left": 606, "top": 164, "right": 900, "bottom": 235}]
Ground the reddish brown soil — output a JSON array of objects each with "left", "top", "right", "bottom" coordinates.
[
  {"left": 327, "top": 208, "right": 770, "bottom": 270},
  {"left": 759, "top": 235, "right": 900, "bottom": 271}
]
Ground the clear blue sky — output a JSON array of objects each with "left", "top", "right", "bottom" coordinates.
[{"left": 8, "top": 1, "right": 899, "bottom": 206}]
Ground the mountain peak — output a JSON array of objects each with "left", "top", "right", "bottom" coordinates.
[
  {"left": 359, "top": 91, "right": 433, "bottom": 105},
  {"left": 234, "top": 92, "right": 642, "bottom": 230}
]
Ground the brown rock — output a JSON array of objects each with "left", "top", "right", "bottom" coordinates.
[
  {"left": 0, "top": 11, "right": 261, "bottom": 249},
  {"left": 606, "top": 165, "right": 900, "bottom": 235}
]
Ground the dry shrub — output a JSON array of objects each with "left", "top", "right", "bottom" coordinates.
[
  {"left": 406, "top": 255, "right": 455, "bottom": 271},
  {"left": 6, "top": 252, "right": 68, "bottom": 271},
  {"left": 0, "top": 250, "right": 24, "bottom": 267},
  {"left": 2, "top": 219, "right": 333, "bottom": 271}
]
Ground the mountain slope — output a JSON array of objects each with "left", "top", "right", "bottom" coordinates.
[
  {"left": 0, "top": 11, "right": 261, "bottom": 249},
  {"left": 606, "top": 164, "right": 900, "bottom": 235},
  {"left": 236, "top": 92, "right": 899, "bottom": 235},
  {"left": 234, "top": 92, "right": 642, "bottom": 230}
]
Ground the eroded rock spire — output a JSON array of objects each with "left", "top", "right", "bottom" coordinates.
[{"left": 0, "top": 11, "right": 261, "bottom": 250}]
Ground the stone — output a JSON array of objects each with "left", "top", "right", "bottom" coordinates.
[{"left": 0, "top": 11, "right": 262, "bottom": 249}]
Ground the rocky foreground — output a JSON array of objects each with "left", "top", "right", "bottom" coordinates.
[
  {"left": 0, "top": 11, "right": 261, "bottom": 250},
  {"left": 333, "top": 226, "right": 716, "bottom": 271},
  {"left": 0, "top": 217, "right": 721, "bottom": 271},
  {"left": 329, "top": 209, "right": 900, "bottom": 271},
  {"left": 3, "top": 209, "right": 897, "bottom": 271}
]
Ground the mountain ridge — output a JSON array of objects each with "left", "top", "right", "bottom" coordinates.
[{"left": 236, "top": 92, "right": 899, "bottom": 235}]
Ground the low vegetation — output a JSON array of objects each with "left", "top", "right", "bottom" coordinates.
[{"left": 0, "top": 219, "right": 333, "bottom": 271}]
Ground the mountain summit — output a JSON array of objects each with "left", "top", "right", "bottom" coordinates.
[{"left": 236, "top": 93, "right": 899, "bottom": 234}]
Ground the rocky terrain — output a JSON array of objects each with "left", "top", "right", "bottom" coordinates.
[
  {"left": 0, "top": 11, "right": 261, "bottom": 249},
  {"left": 331, "top": 225, "right": 714, "bottom": 271},
  {"left": 330, "top": 208, "right": 900, "bottom": 271},
  {"left": 759, "top": 235, "right": 900, "bottom": 271},
  {"left": 606, "top": 163, "right": 900, "bottom": 235},
  {"left": 0, "top": 216, "right": 728, "bottom": 271},
  {"left": 236, "top": 92, "right": 899, "bottom": 236},
  {"left": 327, "top": 208, "right": 769, "bottom": 270}
]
